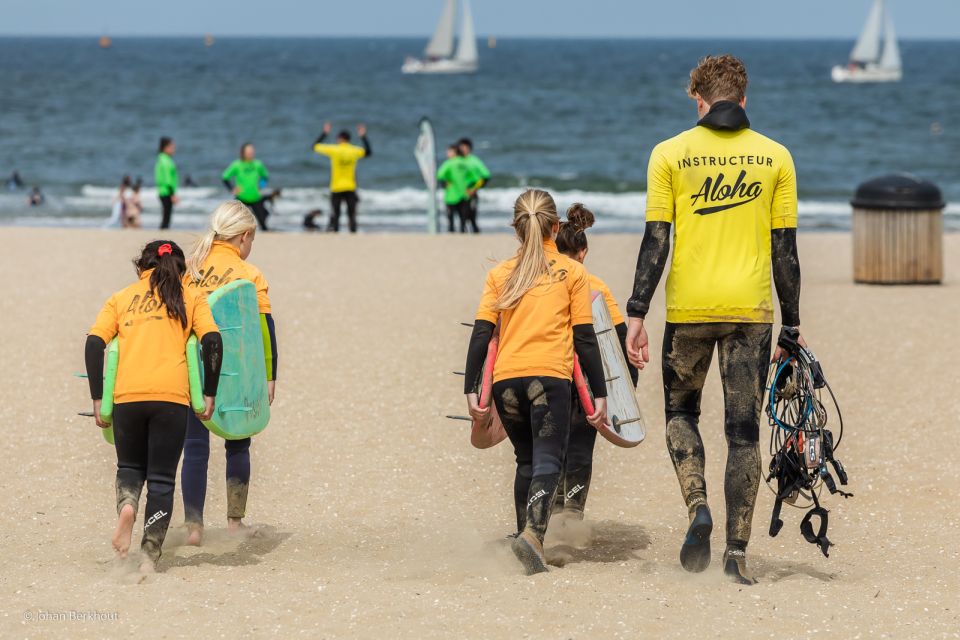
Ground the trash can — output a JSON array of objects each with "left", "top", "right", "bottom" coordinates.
[{"left": 851, "top": 173, "right": 944, "bottom": 284}]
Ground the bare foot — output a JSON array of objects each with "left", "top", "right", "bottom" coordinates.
[
  {"left": 138, "top": 558, "right": 156, "bottom": 574},
  {"left": 227, "top": 517, "right": 248, "bottom": 534},
  {"left": 111, "top": 504, "right": 136, "bottom": 559},
  {"left": 185, "top": 525, "right": 203, "bottom": 547}
]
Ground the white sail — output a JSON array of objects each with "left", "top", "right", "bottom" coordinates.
[
  {"left": 454, "top": 0, "right": 478, "bottom": 64},
  {"left": 850, "top": 0, "right": 884, "bottom": 63},
  {"left": 414, "top": 117, "right": 439, "bottom": 234},
  {"left": 425, "top": 0, "right": 456, "bottom": 59},
  {"left": 879, "top": 10, "right": 901, "bottom": 70}
]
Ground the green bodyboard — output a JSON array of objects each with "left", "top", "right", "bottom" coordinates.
[
  {"left": 98, "top": 336, "right": 205, "bottom": 445},
  {"left": 202, "top": 279, "right": 270, "bottom": 440}
]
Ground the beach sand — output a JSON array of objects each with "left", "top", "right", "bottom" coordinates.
[{"left": 1, "top": 228, "right": 957, "bottom": 639}]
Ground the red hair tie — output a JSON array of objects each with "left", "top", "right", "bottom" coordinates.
[{"left": 157, "top": 243, "right": 173, "bottom": 257}]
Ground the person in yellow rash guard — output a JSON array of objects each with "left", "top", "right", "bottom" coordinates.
[
  {"left": 553, "top": 203, "right": 638, "bottom": 520},
  {"left": 625, "top": 55, "right": 803, "bottom": 585},
  {"left": 181, "top": 201, "right": 278, "bottom": 545},
  {"left": 84, "top": 241, "right": 222, "bottom": 572},
  {"left": 313, "top": 121, "right": 371, "bottom": 233}
]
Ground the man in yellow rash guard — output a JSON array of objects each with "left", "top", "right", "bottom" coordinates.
[
  {"left": 625, "top": 55, "right": 804, "bottom": 585},
  {"left": 313, "top": 122, "right": 371, "bottom": 233}
]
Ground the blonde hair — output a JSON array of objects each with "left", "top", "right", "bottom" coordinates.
[
  {"left": 187, "top": 200, "right": 258, "bottom": 281},
  {"left": 494, "top": 189, "right": 559, "bottom": 311}
]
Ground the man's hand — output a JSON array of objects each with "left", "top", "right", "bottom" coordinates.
[
  {"left": 626, "top": 317, "right": 650, "bottom": 370},
  {"left": 93, "top": 399, "right": 110, "bottom": 430},
  {"left": 232, "top": 187, "right": 240, "bottom": 196},
  {"left": 171, "top": 193, "right": 180, "bottom": 205},
  {"left": 772, "top": 327, "right": 807, "bottom": 363},
  {"left": 586, "top": 397, "right": 609, "bottom": 430},
  {"left": 197, "top": 395, "right": 216, "bottom": 421},
  {"left": 267, "top": 380, "right": 276, "bottom": 405},
  {"left": 357, "top": 123, "right": 367, "bottom": 137},
  {"left": 322, "top": 121, "right": 332, "bottom": 134},
  {"left": 466, "top": 392, "right": 490, "bottom": 423}
]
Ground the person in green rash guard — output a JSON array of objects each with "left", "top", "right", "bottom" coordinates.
[
  {"left": 458, "top": 137, "right": 490, "bottom": 234},
  {"left": 437, "top": 145, "right": 471, "bottom": 233},
  {"left": 222, "top": 143, "right": 271, "bottom": 231},
  {"left": 155, "top": 137, "right": 179, "bottom": 229}
]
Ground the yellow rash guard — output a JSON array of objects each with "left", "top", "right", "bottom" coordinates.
[
  {"left": 313, "top": 142, "right": 366, "bottom": 193},
  {"left": 646, "top": 113, "right": 798, "bottom": 323}
]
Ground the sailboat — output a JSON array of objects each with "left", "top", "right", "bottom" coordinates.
[
  {"left": 402, "top": 0, "right": 478, "bottom": 74},
  {"left": 832, "top": 0, "right": 902, "bottom": 83}
]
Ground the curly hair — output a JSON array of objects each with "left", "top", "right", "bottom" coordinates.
[{"left": 688, "top": 54, "right": 748, "bottom": 103}]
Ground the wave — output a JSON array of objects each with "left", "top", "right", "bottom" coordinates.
[{"left": 0, "top": 185, "right": 957, "bottom": 232}]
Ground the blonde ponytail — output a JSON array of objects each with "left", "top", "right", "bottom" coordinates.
[
  {"left": 187, "top": 200, "right": 258, "bottom": 281},
  {"left": 495, "top": 189, "right": 559, "bottom": 311}
]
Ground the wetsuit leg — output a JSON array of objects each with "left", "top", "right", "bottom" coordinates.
[
  {"left": 662, "top": 323, "right": 719, "bottom": 515},
  {"left": 113, "top": 403, "right": 148, "bottom": 517},
  {"left": 246, "top": 200, "right": 269, "bottom": 232},
  {"left": 180, "top": 413, "right": 210, "bottom": 526},
  {"left": 224, "top": 438, "right": 251, "bottom": 519},
  {"left": 446, "top": 204, "right": 456, "bottom": 233},
  {"left": 458, "top": 200, "right": 467, "bottom": 233},
  {"left": 495, "top": 378, "right": 534, "bottom": 533},
  {"left": 716, "top": 323, "right": 771, "bottom": 549},
  {"left": 562, "top": 398, "right": 596, "bottom": 517},
  {"left": 159, "top": 196, "right": 173, "bottom": 230},
  {"left": 328, "top": 193, "right": 343, "bottom": 232},
  {"left": 141, "top": 402, "right": 188, "bottom": 562},
  {"left": 345, "top": 191, "right": 358, "bottom": 233},
  {"left": 468, "top": 194, "right": 480, "bottom": 233}
]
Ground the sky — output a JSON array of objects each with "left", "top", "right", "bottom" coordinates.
[{"left": 1, "top": 0, "right": 958, "bottom": 39}]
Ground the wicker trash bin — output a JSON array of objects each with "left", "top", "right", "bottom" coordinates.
[{"left": 851, "top": 174, "right": 945, "bottom": 284}]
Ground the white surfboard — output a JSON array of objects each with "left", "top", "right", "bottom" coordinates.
[{"left": 591, "top": 292, "right": 645, "bottom": 446}]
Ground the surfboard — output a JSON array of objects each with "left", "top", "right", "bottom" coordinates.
[
  {"left": 202, "top": 279, "right": 270, "bottom": 440},
  {"left": 94, "top": 335, "right": 205, "bottom": 444},
  {"left": 575, "top": 291, "right": 646, "bottom": 448},
  {"left": 469, "top": 331, "right": 507, "bottom": 449}
]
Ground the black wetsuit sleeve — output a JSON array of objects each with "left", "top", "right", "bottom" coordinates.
[
  {"left": 772, "top": 228, "right": 802, "bottom": 327},
  {"left": 361, "top": 136, "right": 372, "bottom": 157},
  {"left": 84, "top": 335, "right": 106, "bottom": 400},
  {"left": 314, "top": 132, "right": 328, "bottom": 146},
  {"left": 573, "top": 324, "right": 607, "bottom": 399},
  {"left": 222, "top": 179, "right": 233, "bottom": 192},
  {"left": 626, "top": 221, "right": 672, "bottom": 318},
  {"left": 264, "top": 313, "right": 278, "bottom": 380},
  {"left": 200, "top": 332, "right": 223, "bottom": 397},
  {"left": 464, "top": 320, "right": 495, "bottom": 394},
  {"left": 615, "top": 322, "right": 639, "bottom": 386}
]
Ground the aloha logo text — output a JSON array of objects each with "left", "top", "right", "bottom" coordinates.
[{"left": 690, "top": 170, "right": 762, "bottom": 215}]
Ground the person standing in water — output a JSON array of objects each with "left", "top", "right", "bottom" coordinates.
[
  {"left": 553, "top": 204, "right": 638, "bottom": 519},
  {"left": 464, "top": 189, "right": 608, "bottom": 575},
  {"left": 458, "top": 138, "right": 490, "bottom": 233},
  {"left": 312, "top": 122, "right": 371, "bottom": 233},
  {"left": 437, "top": 144, "right": 470, "bottom": 233},
  {"left": 625, "top": 55, "right": 802, "bottom": 585},
  {"left": 155, "top": 137, "right": 179, "bottom": 229},
  {"left": 223, "top": 143, "right": 271, "bottom": 231},
  {"left": 85, "top": 241, "right": 222, "bottom": 572},
  {"left": 181, "top": 201, "right": 278, "bottom": 545}
]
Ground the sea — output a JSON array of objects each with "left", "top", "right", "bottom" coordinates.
[{"left": 1, "top": 37, "right": 958, "bottom": 232}]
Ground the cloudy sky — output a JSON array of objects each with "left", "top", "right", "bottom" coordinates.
[{"left": 2, "top": 0, "right": 957, "bottom": 39}]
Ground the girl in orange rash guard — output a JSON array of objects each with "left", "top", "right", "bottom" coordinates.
[
  {"left": 463, "top": 189, "right": 609, "bottom": 575},
  {"left": 85, "top": 241, "right": 222, "bottom": 573}
]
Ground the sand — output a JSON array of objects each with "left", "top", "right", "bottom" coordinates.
[{"left": 0, "top": 227, "right": 957, "bottom": 639}]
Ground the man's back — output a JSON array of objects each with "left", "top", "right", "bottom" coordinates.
[
  {"left": 646, "top": 103, "right": 797, "bottom": 323},
  {"left": 313, "top": 142, "right": 366, "bottom": 193}
]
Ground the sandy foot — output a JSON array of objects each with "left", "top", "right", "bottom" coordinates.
[{"left": 111, "top": 504, "right": 135, "bottom": 559}]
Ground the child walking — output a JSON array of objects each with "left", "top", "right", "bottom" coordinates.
[
  {"left": 85, "top": 241, "right": 222, "bottom": 572},
  {"left": 463, "top": 189, "right": 608, "bottom": 575}
]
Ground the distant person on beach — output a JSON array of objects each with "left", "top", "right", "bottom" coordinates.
[
  {"left": 28, "top": 186, "right": 44, "bottom": 206},
  {"left": 107, "top": 176, "right": 133, "bottom": 228},
  {"left": 222, "top": 143, "right": 271, "bottom": 231},
  {"left": 437, "top": 144, "right": 470, "bottom": 233},
  {"left": 155, "top": 137, "right": 179, "bottom": 229},
  {"left": 7, "top": 171, "right": 24, "bottom": 190},
  {"left": 126, "top": 179, "right": 143, "bottom": 229},
  {"left": 85, "top": 240, "right": 222, "bottom": 573},
  {"left": 184, "top": 174, "right": 198, "bottom": 188},
  {"left": 313, "top": 121, "right": 371, "bottom": 233},
  {"left": 302, "top": 209, "right": 325, "bottom": 231},
  {"left": 458, "top": 138, "right": 490, "bottom": 233},
  {"left": 625, "top": 54, "right": 802, "bottom": 585},
  {"left": 463, "top": 189, "right": 608, "bottom": 574}
]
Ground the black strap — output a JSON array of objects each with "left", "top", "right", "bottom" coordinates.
[{"left": 800, "top": 506, "right": 832, "bottom": 557}]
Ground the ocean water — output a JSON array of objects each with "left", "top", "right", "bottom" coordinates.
[{"left": 0, "top": 37, "right": 957, "bottom": 231}]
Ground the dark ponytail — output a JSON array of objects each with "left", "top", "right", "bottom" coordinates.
[
  {"left": 556, "top": 202, "right": 596, "bottom": 257},
  {"left": 133, "top": 240, "right": 188, "bottom": 328}
]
